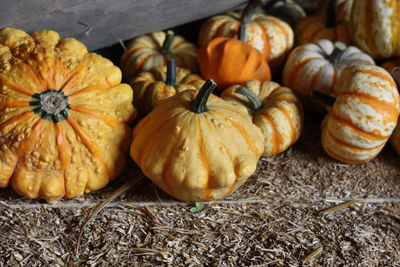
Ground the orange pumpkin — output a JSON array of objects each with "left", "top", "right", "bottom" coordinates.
[
  {"left": 295, "top": 0, "right": 349, "bottom": 45},
  {"left": 121, "top": 31, "right": 198, "bottom": 82},
  {"left": 198, "top": 27, "right": 271, "bottom": 91},
  {"left": 321, "top": 64, "right": 400, "bottom": 163},
  {"left": 199, "top": 0, "right": 293, "bottom": 71},
  {"left": 221, "top": 80, "right": 303, "bottom": 156},
  {"left": 131, "top": 59, "right": 205, "bottom": 118},
  {"left": 0, "top": 28, "right": 136, "bottom": 202}
]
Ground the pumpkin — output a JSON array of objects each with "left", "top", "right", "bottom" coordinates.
[
  {"left": 198, "top": 0, "right": 293, "bottom": 71},
  {"left": 295, "top": 0, "right": 349, "bottom": 45},
  {"left": 264, "top": 0, "right": 306, "bottom": 28},
  {"left": 320, "top": 64, "right": 400, "bottom": 163},
  {"left": 121, "top": 31, "right": 198, "bottom": 82},
  {"left": 221, "top": 80, "right": 303, "bottom": 156},
  {"left": 317, "top": 0, "right": 353, "bottom": 24},
  {"left": 350, "top": 0, "right": 400, "bottom": 59},
  {"left": 283, "top": 40, "right": 375, "bottom": 100},
  {"left": 131, "top": 79, "right": 264, "bottom": 201},
  {"left": 392, "top": 123, "right": 400, "bottom": 156},
  {"left": 0, "top": 28, "right": 136, "bottom": 202},
  {"left": 198, "top": 26, "right": 271, "bottom": 91},
  {"left": 131, "top": 59, "right": 205, "bottom": 118}
]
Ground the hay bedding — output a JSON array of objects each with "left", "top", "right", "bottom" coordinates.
[{"left": 0, "top": 115, "right": 399, "bottom": 266}]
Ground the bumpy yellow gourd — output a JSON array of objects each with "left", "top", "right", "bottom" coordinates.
[
  {"left": 0, "top": 28, "right": 136, "bottom": 202},
  {"left": 131, "top": 80, "right": 264, "bottom": 201}
]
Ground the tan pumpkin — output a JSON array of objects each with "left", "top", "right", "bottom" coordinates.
[
  {"left": 131, "top": 59, "right": 205, "bottom": 118},
  {"left": 198, "top": 0, "right": 293, "bottom": 71},
  {"left": 131, "top": 79, "right": 264, "bottom": 201},
  {"left": 350, "top": 0, "right": 400, "bottom": 59},
  {"left": 0, "top": 28, "right": 136, "bottom": 202},
  {"left": 321, "top": 64, "right": 400, "bottom": 163},
  {"left": 221, "top": 80, "right": 303, "bottom": 156},
  {"left": 295, "top": 0, "right": 349, "bottom": 45},
  {"left": 283, "top": 39, "right": 375, "bottom": 99},
  {"left": 121, "top": 31, "right": 198, "bottom": 82}
]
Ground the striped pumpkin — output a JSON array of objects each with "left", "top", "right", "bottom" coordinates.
[
  {"left": 198, "top": 0, "right": 293, "bottom": 72},
  {"left": 283, "top": 39, "right": 374, "bottom": 98},
  {"left": 221, "top": 80, "right": 303, "bottom": 156},
  {"left": 321, "top": 64, "right": 400, "bottom": 163},
  {"left": 350, "top": 0, "right": 400, "bottom": 59},
  {"left": 121, "top": 31, "right": 198, "bottom": 82},
  {"left": 131, "top": 60, "right": 205, "bottom": 118}
]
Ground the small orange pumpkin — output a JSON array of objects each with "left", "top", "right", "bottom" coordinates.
[
  {"left": 198, "top": 26, "right": 271, "bottom": 91},
  {"left": 221, "top": 80, "right": 303, "bottom": 156},
  {"left": 131, "top": 59, "right": 205, "bottom": 118}
]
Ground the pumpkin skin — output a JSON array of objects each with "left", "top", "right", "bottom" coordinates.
[
  {"left": 131, "top": 80, "right": 264, "bottom": 201},
  {"left": 350, "top": 0, "right": 400, "bottom": 59},
  {"left": 283, "top": 39, "right": 375, "bottom": 98},
  {"left": 0, "top": 28, "right": 136, "bottom": 202},
  {"left": 198, "top": 1, "right": 293, "bottom": 71},
  {"left": 321, "top": 65, "right": 400, "bottom": 163},
  {"left": 121, "top": 31, "right": 198, "bottom": 82},
  {"left": 197, "top": 37, "right": 271, "bottom": 90},
  {"left": 131, "top": 60, "right": 205, "bottom": 118},
  {"left": 221, "top": 80, "right": 303, "bottom": 156}
]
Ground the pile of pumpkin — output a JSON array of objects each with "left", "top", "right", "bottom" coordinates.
[{"left": 0, "top": 0, "right": 399, "bottom": 203}]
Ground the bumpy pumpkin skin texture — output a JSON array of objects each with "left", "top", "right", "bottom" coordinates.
[
  {"left": 221, "top": 80, "right": 303, "bottom": 156},
  {"left": 131, "top": 89, "right": 264, "bottom": 202},
  {"left": 322, "top": 65, "right": 400, "bottom": 163},
  {"left": 131, "top": 65, "right": 205, "bottom": 118},
  {"left": 199, "top": 12, "right": 293, "bottom": 71},
  {"left": 121, "top": 31, "right": 198, "bottom": 81},
  {"left": 0, "top": 28, "right": 136, "bottom": 202},
  {"left": 350, "top": 0, "right": 400, "bottom": 59}
]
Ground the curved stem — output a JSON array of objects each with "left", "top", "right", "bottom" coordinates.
[
  {"left": 160, "top": 30, "right": 175, "bottom": 54},
  {"left": 241, "top": 0, "right": 263, "bottom": 23},
  {"left": 166, "top": 59, "right": 176, "bottom": 86},
  {"left": 189, "top": 79, "right": 217, "bottom": 114},
  {"left": 326, "top": 0, "right": 337, "bottom": 28},
  {"left": 235, "top": 86, "right": 263, "bottom": 111},
  {"left": 327, "top": 42, "right": 347, "bottom": 64},
  {"left": 238, "top": 24, "right": 246, "bottom": 42},
  {"left": 265, "top": 0, "right": 286, "bottom": 11},
  {"left": 311, "top": 91, "right": 336, "bottom": 107}
]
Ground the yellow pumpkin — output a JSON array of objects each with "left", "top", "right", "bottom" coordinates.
[
  {"left": 0, "top": 28, "right": 136, "bottom": 202},
  {"left": 321, "top": 64, "right": 400, "bottom": 163},
  {"left": 198, "top": 0, "right": 293, "bottom": 71},
  {"left": 121, "top": 31, "right": 198, "bottom": 82},
  {"left": 221, "top": 80, "right": 303, "bottom": 156},
  {"left": 131, "top": 59, "right": 205, "bottom": 118},
  {"left": 350, "top": 0, "right": 400, "bottom": 59},
  {"left": 131, "top": 79, "right": 264, "bottom": 201}
]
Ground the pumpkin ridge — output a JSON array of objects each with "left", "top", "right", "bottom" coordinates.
[
  {"left": 261, "top": 111, "right": 280, "bottom": 155},
  {"left": 196, "top": 116, "right": 211, "bottom": 200},
  {"left": 276, "top": 104, "right": 297, "bottom": 143},
  {"left": 327, "top": 130, "right": 385, "bottom": 152},
  {"left": 0, "top": 98, "right": 29, "bottom": 108},
  {"left": 69, "top": 105, "right": 119, "bottom": 127},
  {"left": 171, "top": 38, "right": 187, "bottom": 50},
  {"left": 59, "top": 58, "right": 88, "bottom": 92},
  {"left": 0, "top": 74, "right": 37, "bottom": 96},
  {"left": 355, "top": 69, "right": 397, "bottom": 88},
  {"left": 131, "top": 53, "right": 157, "bottom": 78},
  {"left": 54, "top": 122, "right": 70, "bottom": 176},
  {"left": 21, "top": 61, "right": 47, "bottom": 91},
  {"left": 339, "top": 92, "right": 398, "bottom": 110},
  {"left": 260, "top": 16, "right": 290, "bottom": 50},
  {"left": 0, "top": 110, "right": 35, "bottom": 130},
  {"left": 67, "top": 84, "right": 110, "bottom": 98},
  {"left": 285, "top": 57, "right": 318, "bottom": 89},
  {"left": 120, "top": 45, "right": 147, "bottom": 71},
  {"left": 15, "top": 118, "right": 45, "bottom": 157},
  {"left": 322, "top": 144, "right": 369, "bottom": 164},
  {"left": 149, "top": 33, "right": 162, "bottom": 50},
  {"left": 363, "top": 1, "right": 379, "bottom": 58},
  {"left": 255, "top": 21, "right": 272, "bottom": 57}
]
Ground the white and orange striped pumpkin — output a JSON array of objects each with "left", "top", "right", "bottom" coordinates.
[
  {"left": 321, "top": 64, "right": 400, "bottom": 163},
  {"left": 350, "top": 0, "right": 400, "bottom": 59},
  {"left": 283, "top": 39, "right": 374, "bottom": 99},
  {"left": 121, "top": 31, "right": 198, "bottom": 82},
  {"left": 198, "top": 0, "right": 293, "bottom": 72},
  {"left": 221, "top": 80, "right": 303, "bottom": 156}
]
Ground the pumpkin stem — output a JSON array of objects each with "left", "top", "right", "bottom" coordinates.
[
  {"left": 327, "top": 42, "right": 347, "bottom": 64},
  {"left": 264, "top": 0, "right": 305, "bottom": 27},
  {"left": 241, "top": 0, "right": 263, "bottom": 24},
  {"left": 190, "top": 79, "right": 217, "bottom": 113},
  {"left": 235, "top": 86, "right": 264, "bottom": 111},
  {"left": 311, "top": 91, "right": 336, "bottom": 107},
  {"left": 326, "top": 0, "right": 337, "bottom": 28},
  {"left": 238, "top": 24, "right": 246, "bottom": 41},
  {"left": 160, "top": 30, "right": 175, "bottom": 54},
  {"left": 166, "top": 59, "right": 176, "bottom": 86},
  {"left": 265, "top": 0, "right": 286, "bottom": 10}
]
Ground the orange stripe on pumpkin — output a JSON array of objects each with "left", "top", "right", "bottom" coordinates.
[
  {"left": 0, "top": 75, "right": 37, "bottom": 96},
  {"left": 327, "top": 131, "right": 384, "bottom": 152},
  {"left": 0, "top": 111, "right": 35, "bottom": 130},
  {"left": 69, "top": 105, "right": 119, "bottom": 127}
]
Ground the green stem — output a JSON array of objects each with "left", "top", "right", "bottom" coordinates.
[
  {"left": 160, "top": 30, "right": 175, "bottom": 54},
  {"left": 265, "top": 0, "right": 286, "bottom": 11},
  {"left": 311, "top": 91, "right": 336, "bottom": 107},
  {"left": 238, "top": 24, "right": 246, "bottom": 41},
  {"left": 235, "top": 86, "right": 263, "bottom": 111},
  {"left": 327, "top": 42, "right": 347, "bottom": 64},
  {"left": 326, "top": 0, "right": 336, "bottom": 28},
  {"left": 189, "top": 79, "right": 217, "bottom": 114},
  {"left": 166, "top": 59, "right": 176, "bottom": 86},
  {"left": 241, "top": 0, "right": 263, "bottom": 23}
]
